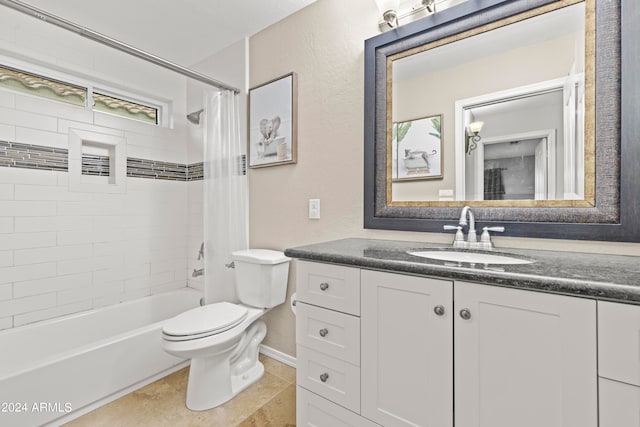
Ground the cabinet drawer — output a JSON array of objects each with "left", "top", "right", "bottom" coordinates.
[
  {"left": 297, "top": 302, "right": 360, "bottom": 365},
  {"left": 598, "top": 301, "right": 640, "bottom": 386},
  {"left": 297, "top": 345, "right": 360, "bottom": 413},
  {"left": 297, "top": 386, "right": 380, "bottom": 427},
  {"left": 599, "top": 378, "right": 640, "bottom": 427},
  {"left": 296, "top": 261, "right": 361, "bottom": 315}
]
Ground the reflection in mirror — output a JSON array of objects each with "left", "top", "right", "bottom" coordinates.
[{"left": 390, "top": 1, "right": 589, "bottom": 204}]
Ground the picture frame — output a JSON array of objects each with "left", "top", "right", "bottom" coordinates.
[
  {"left": 391, "top": 114, "right": 443, "bottom": 181},
  {"left": 248, "top": 72, "right": 297, "bottom": 168}
]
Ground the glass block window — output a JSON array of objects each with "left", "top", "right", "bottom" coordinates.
[
  {"left": 0, "top": 64, "right": 86, "bottom": 106},
  {"left": 92, "top": 92, "right": 158, "bottom": 125}
]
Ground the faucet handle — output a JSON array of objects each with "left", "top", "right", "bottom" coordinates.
[
  {"left": 479, "top": 226, "right": 505, "bottom": 250},
  {"left": 444, "top": 225, "right": 466, "bottom": 248}
]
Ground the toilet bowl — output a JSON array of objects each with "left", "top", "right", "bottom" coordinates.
[{"left": 161, "top": 249, "right": 290, "bottom": 411}]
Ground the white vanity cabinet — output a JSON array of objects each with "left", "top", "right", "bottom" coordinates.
[
  {"left": 295, "top": 260, "right": 599, "bottom": 427},
  {"left": 361, "top": 270, "right": 454, "bottom": 427},
  {"left": 454, "top": 281, "right": 597, "bottom": 427},
  {"left": 598, "top": 301, "right": 640, "bottom": 427}
]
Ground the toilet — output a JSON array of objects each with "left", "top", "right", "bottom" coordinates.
[{"left": 162, "top": 249, "right": 290, "bottom": 411}]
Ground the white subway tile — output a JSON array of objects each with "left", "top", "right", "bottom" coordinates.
[
  {"left": 15, "top": 184, "right": 94, "bottom": 201},
  {"left": 0, "top": 167, "right": 58, "bottom": 185},
  {"left": 151, "top": 281, "right": 185, "bottom": 294},
  {"left": 13, "top": 300, "right": 92, "bottom": 327},
  {"left": 94, "top": 112, "right": 154, "bottom": 135},
  {"left": 93, "top": 241, "right": 127, "bottom": 257},
  {"left": 57, "top": 258, "right": 95, "bottom": 275},
  {"left": 93, "top": 268, "right": 125, "bottom": 286},
  {"left": 0, "top": 283, "right": 11, "bottom": 301},
  {"left": 0, "top": 201, "right": 56, "bottom": 216},
  {"left": 0, "top": 91, "right": 15, "bottom": 108},
  {"left": 0, "top": 183, "right": 13, "bottom": 200},
  {"left": 58, "top": 120, "right": 124, "bottom": 137},
  {"left": 0, "top": 262, "right": 56, "bottom": 285},
  {"left": 121, "top": 288, "right": 150, "bottom": 302},
  {"left": 15, "top": 127, "right": 69, "bottom": 149},
  {"left": 0, "top": 292, "right": 56, "bottom": 316},
  {"left": 92, "top": 255, "right": 123, "bottom": 271},
  {"left": 92, "top": 293, "right": 122, "bottom": 309},
  {"left": 11, "top": 109, "right": 58, "bottom": 131},
  {"left": 15, "top": 95, "right": 93, "bottom": 123},
  {"left": 150, "top": 271, "right": 174, "bottom": 288},
  {"left": 0, "top": 232, "right": 56, "bottom": 251},
  {"left": 0, "top": 317, "right": 12, "bottom": 330},
  {"left": 57, "top": 200, "right": 125, "bottom": 216},
  {"left": 57, "top": 285, "right": 93, "bottom": 305},
  {"left": 57, "top": 230, "right": 95, "bottom": 246},
  {"left": 123, "top": 262, "right": 149, "bottom": 279},
  {"left": 0, "top": 217, "right": 13, "bottom": 234},
  {"left": 14, "top": 216, "right": 92, "bottom": 232},
  {"left": 13, "top": 272, "right": 92, "bottom": 298},
  {"left": 124, "top": 276, "right": 150, "bottom": 292},
  {"left": 0, "top": 123, "right": 16, "bottom": 140},
  {"left": 14, "top": 244, "right": 92, "bottom": 265},
  {"left": 0, "top": 250, "right": 12, "bottom": 267}
]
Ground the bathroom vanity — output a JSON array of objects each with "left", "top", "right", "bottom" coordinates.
[{"left": 285, "top": 238, "right": 640, "bottom": 427}]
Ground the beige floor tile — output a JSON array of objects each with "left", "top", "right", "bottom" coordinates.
[{"left": 64, "top": 356, "right": 296, "bottom": 427}]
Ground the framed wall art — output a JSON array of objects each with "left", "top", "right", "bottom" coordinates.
[
  {"left": 391, "top": 114, "right": 443, "bottom": 181},
  {"left": 248, "top": 72, "right": 297, "bottom": 168}
]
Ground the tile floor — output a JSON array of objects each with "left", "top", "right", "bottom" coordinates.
[{"left": 64, "top": 355, "right": 296, "bottom": 426}]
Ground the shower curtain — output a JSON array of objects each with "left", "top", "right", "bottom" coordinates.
[{"left": 203, "top": 90, "right": 249, "bottom": 304}]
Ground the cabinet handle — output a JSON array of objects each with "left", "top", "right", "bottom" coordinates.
[
  {"left": 459, "top": 308, "right": 472, "bottom": 320},
  {"left": 320, "top": 373, "right": 329, "bottom": 383},
  {"left": 319, "top": 328, "right": 329, "bottom": 337},
  {"left": 319, "top": 282, "right": 329, "bottom": 291},
  {"left": 434, "top": 305, "right": 445, "bottom": 316}
]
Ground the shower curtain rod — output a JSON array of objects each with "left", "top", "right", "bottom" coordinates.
[{"left": 0, "top": 0, "right": 241, "bottom": 94}]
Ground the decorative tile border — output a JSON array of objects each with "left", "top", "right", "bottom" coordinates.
[{"left": 0, "top": 141, "right": 207, "bottom": 181}]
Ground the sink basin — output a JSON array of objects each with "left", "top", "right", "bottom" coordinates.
[{"left": 407, "top": 250, "right": 534, "bottom": 265}]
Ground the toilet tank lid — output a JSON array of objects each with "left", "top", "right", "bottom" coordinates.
[{"left": 232, "top": 249, "right": 291, "bottom": 265}]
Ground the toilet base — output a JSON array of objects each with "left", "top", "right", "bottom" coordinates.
[{"left": 184, "top": 319, "right": 267, "bottom": 411}]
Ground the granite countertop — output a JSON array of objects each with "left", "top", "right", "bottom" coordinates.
[{"left": 284, "top": 238, "right": 640, "bottom": 305}]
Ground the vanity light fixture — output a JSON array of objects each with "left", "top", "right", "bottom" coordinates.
[
  {"left": 375, "top": 0, "right": 400, "bottom": 28},
  {"left": 466, "top": 121, "right": 484, "bottom": 155}
]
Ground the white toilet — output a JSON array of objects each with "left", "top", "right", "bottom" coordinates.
[{"left": 162, "top": 249, "right": 290, "bottom": 411}]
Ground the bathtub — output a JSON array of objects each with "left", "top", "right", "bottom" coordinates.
[{"left": 0, "top": 288, "right": 201, "bottom": 427}]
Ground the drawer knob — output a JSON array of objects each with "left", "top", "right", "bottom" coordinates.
[
  {"left": 434, "top": 305, "right": 445, "bottom": 316},
  {"left": 319, "top": 282, "right": 329, "bottom": 291},
  {"left": 319, "top": 328, "right": 329, "bottom": 337},
  {"left": 459, "top": 308, "right": 472, "bottom": 320},
  {"left": 320, "top": 373, "right": 329, "bottom": 383}
]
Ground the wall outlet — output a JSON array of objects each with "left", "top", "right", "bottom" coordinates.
[{"left": 308, "top": 199, "right": 320, "bottom": 219}]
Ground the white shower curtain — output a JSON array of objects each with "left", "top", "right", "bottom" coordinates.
[{"left": 203, "top": 90, "right": 249, "bottom": 304}]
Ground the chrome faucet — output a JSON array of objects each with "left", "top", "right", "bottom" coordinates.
[
  {"left": 192, "top": 268, "right": 204, "bottom": 277},
  {"left": 458, "top": 206, "right": 477, "bottom": 245},
  {"left": 444, "top": 206, "right": 505, "bottom": 250}
]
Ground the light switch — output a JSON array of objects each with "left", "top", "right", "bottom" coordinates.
[{"left": 309, "top": 199, "right": 320, "bottom": 219}]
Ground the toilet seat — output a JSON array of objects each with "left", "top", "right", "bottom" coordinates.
[{"left": 162, "top": 302, "right": 248, "bottom": 342}]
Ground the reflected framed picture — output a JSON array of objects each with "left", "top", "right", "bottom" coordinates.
[
  {"left": 391, "top": 114, "right": 443, "bottom": 181},
  {"left": 248, "top": 72, "right": 297, "bottom": 168}
]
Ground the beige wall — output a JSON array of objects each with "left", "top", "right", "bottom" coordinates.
[{"left": 249, "top": 0, "right": 640, "bottom": 357}]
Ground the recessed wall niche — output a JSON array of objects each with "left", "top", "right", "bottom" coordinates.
[{"left": 68, "top": 129, "right": 126, "bottom": 193}]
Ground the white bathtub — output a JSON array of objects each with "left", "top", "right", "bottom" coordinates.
[{"left": 0, "top": 288, "right": 201, "bottom": 427}]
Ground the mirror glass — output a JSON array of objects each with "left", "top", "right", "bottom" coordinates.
[{"left": 389, "top": 2, "right": 590, "bottom": 204}]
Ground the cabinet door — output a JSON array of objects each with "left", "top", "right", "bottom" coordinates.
[
  {"left": 454, "top": 281, "right": 597, "bottom": 427},
  {"left": 598, "top": 301, "right": 640, "bottom": 385},
  {"left": 599, "top": 378, "right": 640, "bottom": 427},
  {"left": 361, "top": 270, "right": 453, "bottom": 427}
]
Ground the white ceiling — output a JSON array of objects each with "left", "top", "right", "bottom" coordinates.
[{"left": 16, "top": 0, "right": 318, "bottom": 66}]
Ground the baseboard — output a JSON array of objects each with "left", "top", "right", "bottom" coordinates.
[{"left": 259, "top": 344, "right": 296, "bottom": 368}]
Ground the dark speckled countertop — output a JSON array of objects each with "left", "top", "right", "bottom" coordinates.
[{"left": 284, "top": 238, "right": 640, "bottom": 305}]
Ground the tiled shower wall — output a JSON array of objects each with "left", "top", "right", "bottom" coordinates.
[{"left": 0, "top": 90, "right": 197, "bottom": 330}]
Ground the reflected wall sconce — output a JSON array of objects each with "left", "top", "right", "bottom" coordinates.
[
  {"left": 466, "top": 121, "right": 484, "bottom": 155},
  {"left": 376, "top": 0, "right": 437, "bottom": 31}
]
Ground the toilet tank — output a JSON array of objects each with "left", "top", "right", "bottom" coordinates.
[{"left": 231, "top": 249, "right": 291, "bottom": 308}]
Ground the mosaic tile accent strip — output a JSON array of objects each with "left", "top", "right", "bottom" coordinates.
[
  {"left": 127, "top": 158, "right": 188, "bottom": 181},
  {"left": 187, "top": 162, "right": 203, "bottom": 181},
  {"left": 0, "top": 141, "right": 205, "bottom": 181},
  {"left": 82, "top": 154, "right": 110, "bottom": 176},
  {"left": 0, "top": 141, "right": 68, "bottom": 172}
]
